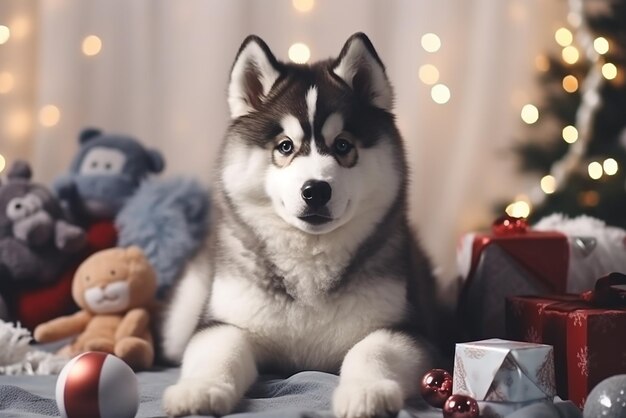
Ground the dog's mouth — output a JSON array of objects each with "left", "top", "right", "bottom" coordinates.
[{"left": 298, "top": 212, "right": 333, "bottom": 225}]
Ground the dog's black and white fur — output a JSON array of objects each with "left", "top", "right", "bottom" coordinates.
[{"left": 161, "top": 33, "right": 438, "bottom": 418}]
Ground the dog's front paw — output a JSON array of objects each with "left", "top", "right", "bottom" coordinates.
[
  {"left": 333, "top": 379, "right": 404, "bottom": 418},
  {"left": 162, "top": 378, "right": 238, "bottom": 417}
]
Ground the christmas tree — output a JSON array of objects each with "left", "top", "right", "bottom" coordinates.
[{"left": 508, "top": 0, "right": 626, "bottom": 228}]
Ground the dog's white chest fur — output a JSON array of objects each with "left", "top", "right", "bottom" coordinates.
[{"left": 209, "top": 272, "right": 406, "bottom": 371}]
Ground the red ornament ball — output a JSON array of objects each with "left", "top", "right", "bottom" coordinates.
[
  {"left": 492, "top": 214, "right": 528, "bottom": 235},
  {"left": 443, "top": 394, "right": 480, "bottom": 418},
  {"left": 420, "top": 368, "right": 453, "bottom": 408},
  {"left": 56, "top": 352, "right": 139, "bottom": 418}
]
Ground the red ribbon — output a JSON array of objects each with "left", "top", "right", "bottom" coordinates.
[{"left": 580, "top": 272, "right": 626, "bottom": 308}]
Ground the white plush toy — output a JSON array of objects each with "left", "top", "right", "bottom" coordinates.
[{"left": 534, "top": 214, "right": 626, "bottom": 293}]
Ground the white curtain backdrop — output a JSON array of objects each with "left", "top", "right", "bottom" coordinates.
[{"left": 0, "top": 0, "right": 567, "bottom": 297}]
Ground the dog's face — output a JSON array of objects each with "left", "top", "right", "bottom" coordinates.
[{"left": 221, "top": 33, "right": 404, "bottom": 235}]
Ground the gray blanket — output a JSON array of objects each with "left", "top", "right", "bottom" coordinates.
[{"left": 0, "top": 369, "right": 582, "bottom": 418}]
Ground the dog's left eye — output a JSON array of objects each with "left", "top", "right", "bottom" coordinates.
[
  {"left": 333, "top": 138, "right": 353, "bottom": 156},
  {"left": 277, "top": 139, "right": 294, "bottom": 156}
]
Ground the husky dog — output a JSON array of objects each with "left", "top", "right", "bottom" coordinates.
[{"left": 161, "top": 33, "right": 438, "bottom": 418}]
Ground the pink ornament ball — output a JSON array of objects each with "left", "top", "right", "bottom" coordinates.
[{"left": 56, "top": 351, "right": 139, "bottom": 418}]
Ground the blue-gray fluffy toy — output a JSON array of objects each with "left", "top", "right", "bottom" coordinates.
[
  {"left": 116, "top": 178, "right": 209, "bottom": 296},
  {"left": 54, "top": 128, "right": 210, "bottom": 295}
]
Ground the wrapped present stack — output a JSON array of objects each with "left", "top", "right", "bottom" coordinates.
[
  {"left": 456, "top": 213, "right": 626, "bottom": 410},
  {"left": 457, "top": 213, "right": 626, "bottom": 340},
  {"left": 506, "top": 273, "right": 626, "bottom": 408},
  {"left": 452, "top": 339, "right": 556, "bottom": 418}
]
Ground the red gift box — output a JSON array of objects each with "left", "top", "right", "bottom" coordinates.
[
  {"left": 506, "top": 273, "right": 626, "bottom": 408},
  {"left": 462, "top": 215, "right": 570, "bottom": 293},
  {"left": 458, "top": 216, "right": 570, "bottom": 339}
]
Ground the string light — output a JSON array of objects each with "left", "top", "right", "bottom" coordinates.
[
  {"left": 288, "top": 43, "right": 310, "bottom": 64},
  {"left": 562, "top": 46, "right": 579, "bottom": 64},
  {"left": 555, "top": 27, "right": 573, "bottom": 46},
  {"left": 562, "top": 125, "right": 578, "bottom": 143},
  {"left": 603, "top": 158, "right": 618, "bottom": 175},
  {"left": 521, "top": 104, "right": 539, "bottom": 124},
  {"left": 0, "top": 154, "right": 5, "bottom": 174},
  {"left": 421, "top": 33, "right": 441, "bottom": 53},
  {"left": 505, "top": 200, "right": 531, "bottom": 218},
  {"left": 292, "top": 0, "right": 314, "bottom": 12},
  {"left": 38, "top": 105, "right": 60, "bottom": 127},
  {"left": 430, "top": 84, "right": 450, "bottom": 104},
  {"left": 562, "top": 75, "right": 578, "bottom": 93},
  {"left": 418, "top": 64, "right": 439, "bottom": 85},
  {"left": 593, "top": 37, "right": 609, "bottom": 54},
  {"left": 601, "top": 63, "right": 617, "bottom": 80},
  {"left": 540, "top": 175, "right": 557, "bottom": 194},
  {"left": 0, "top": 25, "right": 10, "bottom": 44},
  {"left": 534, "top": 55, "right": 550, "bottom": 72},
  {"left": 588, "top": 161, "right": 603, "bottom": 179},
  {"left": 0, "top": 72, "right": 14, "bottom": 94},
  {"left": 82, "top": 35, "right": 102, "bottom": 56}
]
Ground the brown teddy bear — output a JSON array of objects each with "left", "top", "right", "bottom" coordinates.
[{"left": 34, "top": 246, "right": 157, "bottom": 370}]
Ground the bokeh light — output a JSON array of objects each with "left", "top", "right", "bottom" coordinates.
[
  {"left": 601, "top": 63, "right": 617, "bottom": 80},
  {"left": 292, "top": 0, "right": 314, "bottom": 12},
  {"left": 38, "top": 105, "right": 61, "bottom": 127},
  {"left": 562, "top": 125, "right": 578, "bottom": 143},
  {"left": 288, "top": 43, "right": 310, "bottom": 64},
  {"left": 588, "top": 161, "right": 603, "bottom": 179},
  {"left": 540, "top": 175, "right": 556, "bottom": 194},
  {"left": 10, "top": 16, "right": 30, "bottom": 39},
  {"left": 505, "top": 200, "right": 531, "bottom": 218},
  {"left": 562, "top": 75, "right": 578, "bottom": 93},
  {"left": 421, "top": 33, "right": 441, "bottom": 53},
  {"left": 6, "top": 109, "right": 31, "bottom": 139},
  {"left": 593, "top": 37, "right": 609, "bottom": 54},
  {"left": 562, "top": 46, "right": 579, "bottom": 64},
  {"left": 418, "top": 64, "right": 439, "bottom": 85},
  {"left": 0, "top": 72, "right": 14, "bottom": 94},
  {"left": 0, "top": 25, "right": 10, "bottom": 44},
  {"left": 521, "top": 104, "right": 539, "bottom": 124},
  {"left": 534, "top": 55, "right": 550, "bottom": 72},
  {"left": 82, "top": 35, "right": 102, "bottom": 56},
  {"left": 431, "top": 84, "right": 450, "bottom": 104},
  {"left": 603, "top": 158, "right": 618, "bottom": 175},
  {"left": 555, "top": 27, "right": 573, "bottom": 46}
]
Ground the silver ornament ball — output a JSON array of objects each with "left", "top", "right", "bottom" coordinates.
[{"left": 584, "top": 375, "right": 626, "bottom": 418}]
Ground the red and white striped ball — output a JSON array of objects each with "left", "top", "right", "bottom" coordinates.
[{"left": 56, "top": 352, "right": 139, "bottom": 418}]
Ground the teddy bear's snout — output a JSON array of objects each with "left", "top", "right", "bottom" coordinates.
[{"left": 84, "top": 280, "right": 131, "bottom": 314}]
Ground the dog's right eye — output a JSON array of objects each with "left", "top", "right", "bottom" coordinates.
[{"left": 277, "top": 139, "right": 294, "bottom": 156}]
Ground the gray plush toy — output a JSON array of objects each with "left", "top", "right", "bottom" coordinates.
[
  {"left": 54, "top": 128, "right": 165, "bottom": 221},
  {"left": 0, "top": 160, "right": 86, "bottom": 285}
]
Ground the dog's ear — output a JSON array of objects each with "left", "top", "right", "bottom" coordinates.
[
  {"left": 332, "top": 33, "right": 393, "bottom": 111},
  {"left": 228, "top": 35, "right": 282, "bottom": 119}
]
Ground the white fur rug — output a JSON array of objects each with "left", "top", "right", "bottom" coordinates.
[{"left": 0, "top": 320, "right": 68, "bottom": 375}]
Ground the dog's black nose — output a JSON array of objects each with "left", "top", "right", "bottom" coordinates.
[{"left": 301, "top": 180, "right": 332, "bottom": 208}]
